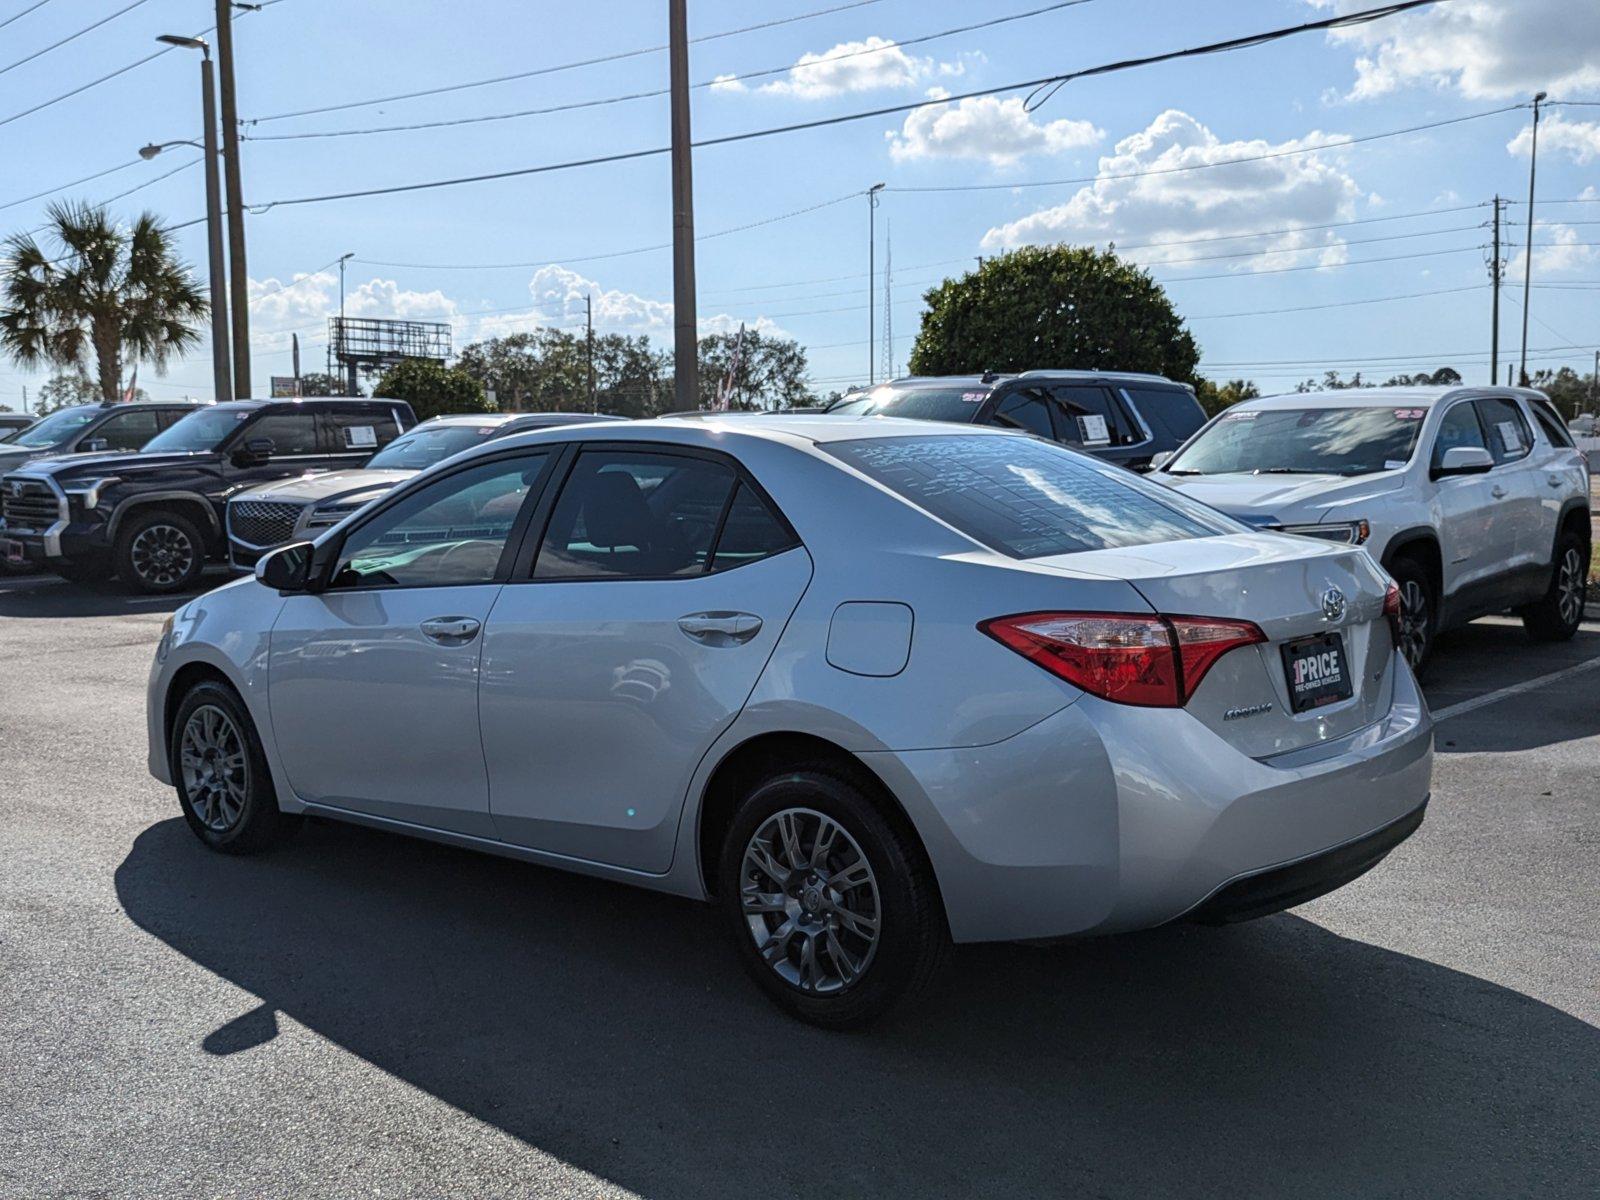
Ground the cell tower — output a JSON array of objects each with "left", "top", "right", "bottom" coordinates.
[{"left": 879, "top": 222, "right": 894, "bottom": 382}]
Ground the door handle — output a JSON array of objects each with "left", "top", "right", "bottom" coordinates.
[
  {"left": 420, "top": 616, "right": 481, "bottom": 644},
  {"left": 678, "top": 611, "right": 762, "bottom": 646},
  {"left": 1490, "top": 485, "right": 1507, "bottom": 499}
]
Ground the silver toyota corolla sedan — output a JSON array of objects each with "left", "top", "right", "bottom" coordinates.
[{"left": 146, "top": 415, "right": 1433, "bottom": 1026}]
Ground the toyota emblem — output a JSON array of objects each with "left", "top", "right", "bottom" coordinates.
[{"left": 1321, "top": 587, "right": 1346, "bottom": 622}]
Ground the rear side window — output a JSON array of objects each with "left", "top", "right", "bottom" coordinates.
[
  {"left": 1432, "top": 402, "right": 1487, "bottom": 469},
  {"left": 711, "top": 483, "right": 798, "bottom": 571},
  {"left": 323, "top": 408, "right": 402, "bottom": 453},
  {"left": 93, "top": 409, "right": 162, "bottom": 451},
  {"left": 1529, "top": 401, "right": 1574, "bottom": 448},
  {"left": 1475, "top": 397, "right": 1532, "bottom": 464},
  {"left": 827, "top": 434, "right": 1229, "bottom": 559},
  {"left": 246, "top": 412, "right": 320, "bottom": 456},
  {"left": 1121, "top": 386, "right": 1206, "bottom": 442},
  {"left": 1050, "top": 385, "right": 1141, "bottom": 447}
]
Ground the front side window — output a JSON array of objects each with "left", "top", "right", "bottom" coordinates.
[
  {"left": 1431, "top": 402, "right": 1487, "bottom": 469},
  {"left": 1476, "top": 397, "right": 1533, "bottom": 464},
  {"left": 143, "top": 406, "right": 256, "bottom": 453},
  {"left": 534, "top": 450, "right": 737, "bottom": 579},
  {"left": 245, "top": 413, "right": 320, "bottom": 456},
  {"left": 93, "top": 409, "right": 161, "bottom": 451},
  {"left": 828, "top": 434, "right": 1230, "bottom": 559},
  {"left": 330, "top": 453, "right": 548, "bottom": 589},
  {"left": 9, "top": 405, "right": 101, "bottom": 448},
  {"left": 1168, "top": 406, "right": 1426, "bottom": 476}
]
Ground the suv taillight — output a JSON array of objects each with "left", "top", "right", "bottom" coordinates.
[
  {"left": 1382, "top": 581, "right": 1402, "bottom": 646},
  {"left": 979, "top": 611, "right": 1266, "bottom": 708}
]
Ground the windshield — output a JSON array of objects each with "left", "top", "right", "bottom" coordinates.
[
  {"left": 142, "top": 407, "right": 254, "bottom": 453},
  {"left": 828, "top": 385, "right": 991, "bottom": 421},
  {"left": 9, "top": 405, "right": 101, "bottom": 448},
  {"left": 1166, "top": 406, "right": 1427, "bottom": 476},
  {"left": 827, "top": 434, "right": 1230, "bottom": 559},
  {"left": 365, "top": 423, "right": 501, "bottom": 470}
]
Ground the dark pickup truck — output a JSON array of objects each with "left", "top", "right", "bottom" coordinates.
[{"left": 0, "top": 397, "right": 414, "bottom": 593}]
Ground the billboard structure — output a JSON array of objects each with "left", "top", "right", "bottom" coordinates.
[{"left": 328, "top": 317, "right": 451, "bottom": 395}]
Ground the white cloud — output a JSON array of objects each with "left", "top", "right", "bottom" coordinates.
[
  {"left": 247, "top": 272, "right": 460, "bottom": 355},
  {"left": 713, "top": 36, "right": 970, "bottom": 100},
  {"left": 1508, "top": 114, "right": 1600, "bottom": 165},
  {"left": 1308, "top": 0, "right": 1600, "bottom": 100},
  {"left": 1508, "top": 223, "right": 1598, "bottom": 276},
  {"left": 887, "top": 90, "right": 1102, "bottom": 166},
  {"left": 979, "top": 110, "right": 1365, "bottom": 272}
]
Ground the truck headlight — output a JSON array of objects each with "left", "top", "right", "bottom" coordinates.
[
  {"left": 63, "top": 476, "right": 119, "bottom": 510},
  {"left": 1278, "top": 519, "right": 1370, "bottom": 545}
]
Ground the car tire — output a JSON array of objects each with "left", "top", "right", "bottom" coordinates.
[
  {"left": 717, "top": 765, "right": 948, "bottom": 1029},
  {"left": 116, "top": 508, "right": 206, "bottom": 594},
  {"left": 1388, "top": 555, "right": 1436, "bottom": 676},
  {"left": 170, "top": 680, "right": 299, "bottom": 854},
  {"left": 1519, "top": 531, "right": 1589, "bottom": 642}
]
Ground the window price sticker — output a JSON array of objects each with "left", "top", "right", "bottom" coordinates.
[
  {"left": 344, "top": 424, "right": 378, "bottom": 448},
  {"left": 1495, "top": 421, "right": 1522, "bottom": 453},
  {"left": 1076, "top": 413, "right": 1110, "bottom": 444}
]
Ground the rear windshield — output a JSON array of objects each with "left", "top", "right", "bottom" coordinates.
[
  {"left": 366, "top": 423, "right": 502, "bottom": 470},
  {"left": 826, "top": 434, "right": 1230, "bottom": 559},
  {"left": 827, "top": 386, "right": 990, "bottom": 421},
  {"left": 1167, "top": 406, "right": 1426, "bottom": 476}
]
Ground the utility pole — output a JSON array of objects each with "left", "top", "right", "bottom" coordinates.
[
  {"left": 337, "top": 252, "right": 354, "bottom": 396},
  {"left": 1519, "top": 91, "right": 1547, "bottom": 387},
  {"left": 880, "top": 221, "right": 894, "bottom": 382},
  {"left": 215, "top": 0, "right": 250, "bottom": 398},
  {"left": 291, "top": 332, "right": 301, "bottom": 396},
  {"left": 1489, "top": 195, "right": 1504, "bottom": 385},
  {"left": 867, "top": 182, "right": 885, "bottom": 384},
  {"left": 585, "top": 293, "right": 596, "bottom": 413},
  {"left": 668, "top": 0, "right": 698, "bottom": 412}
]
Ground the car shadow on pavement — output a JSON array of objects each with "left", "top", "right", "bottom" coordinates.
[
  {"left": 1426, "top": 621, "right": 1600, "bottom": 755},
  {"left": 0, "top": 572, "right": 228, "bottom": 619},
  {"left": 116, "top": 816, "right": 1599, "bottom": 1199}
]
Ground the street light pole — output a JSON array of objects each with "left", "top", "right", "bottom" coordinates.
[
  {"left": 337, "top": 251, "right": 354, "bottom": 395},
  {"left": 867, "top": 182, "right": 885, "bottom": 385},
  {"left": 155, "top": 35, "right": 231, "bottom": 403},
  {"left": 1519, "top": 91, "right": 1547, "bottom": 388},
  {"left": 668, "top": 0, "right": 698, "bottom": 412},
  {"left": 214, "top": 0, "right": 251, "bottom": 398}
]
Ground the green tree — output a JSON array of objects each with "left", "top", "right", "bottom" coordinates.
[
  {"left": 1193, "top": 378, "right": 1260, "bottom": 417},
  {"left": 694, "top": 329, "right": 812, "bottom": 411},
  {"left": 1528, "top": 366, "right": 1594, "bottom": 418},
  {"left": 907, "top": 246, "right": 1200, "bottom": 383},
  {"left": 35, "top": 370, "right": 101, "bottom": 414},
  {"left": 373, "top": 358, "right": 491, "bottom": 421},
  {"left": 1, "top": 201, "right": 207, "bottom": 402},
  {"left": 296, "top": 372, "right": 341, "bottom": 397}
]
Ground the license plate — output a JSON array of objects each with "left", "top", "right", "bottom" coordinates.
[
  {"left": 2, "top": 538, "right": 25, "bottom": 566},
  {"left": 1281, "top": 632, "right": 1352, "bottom": 713}
]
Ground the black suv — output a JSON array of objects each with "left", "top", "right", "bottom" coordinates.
[
  {"left": 0, "top": 397, "right": 414, "bottom": 592},
  {"left": 0, "top": 400, "right": 207, "bottom": 475},
  {"left": 824, "top": 371, "right": 1207, "bottom": 471}
]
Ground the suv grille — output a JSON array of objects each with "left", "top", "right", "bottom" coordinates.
[
  {"left": 228, "top": 499, "right": 303, "bottom": 548},
  {"left": 1, "top": 478, "right": 63, "bottom": 528}
]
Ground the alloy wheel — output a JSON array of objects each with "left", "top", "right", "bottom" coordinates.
[
  {"left": 1557, "top": 546, "right": 1585, "bottom": 629},
  {"left": 740, "top": 807, "right": 882, "bottom": 994},
  {"left": 131, "top": 523, "right": 195, "bottom": 587},
  {"left": 1398, "top": 579, "right": 1430, "bottom": 669},
  {"left": 179, "top": 705, "right": 248, "bottom": 832}
]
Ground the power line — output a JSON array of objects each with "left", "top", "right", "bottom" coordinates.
[
  {"left": 248, "top": 1, "right": 1451, "bottom": 212},
  {"left": 0, "top": 0, "right": 152, "bottom": 79},
  {"left": 244, "top": 0, "right": 892, "bottom": 126},
  {"left": 1188, "top": 283, "right": 1485, "bottom": 319},
  {"left": 244, "top": 0, "right": 1099, "bottom": 142},
  {"left": 1203, "top": 342, "right": 1599, "bottom": 369},
  {"left": 0, "top": 157, "right": 143, "bottom": 214},
  {"left": 0, "top": 0, "right": 57, "bottom": 32}
]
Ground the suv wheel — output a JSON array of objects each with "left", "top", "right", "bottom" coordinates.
[
  {"left": 1520, "top": 533, "right": 1589, "bottom": 642},
  {"left": 717, "top": 766, "right": 947, "bottom": 1029},
  {"left": 116, "top": 509, "right": 205, "bottom": 594},
  {"left": 171, "top": 680, "right": 298, "bottom": 854},
  {"left": 1388, "top": 557, "right": 1435, "bottom": 675}
]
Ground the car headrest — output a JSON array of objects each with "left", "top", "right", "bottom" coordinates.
[{"left": 581, "top": 470, "right": 653, "bottom": 550}]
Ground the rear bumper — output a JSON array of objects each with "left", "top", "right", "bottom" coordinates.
[{"left": 860, "top": 652, "right": 1433, "bottom": 943}]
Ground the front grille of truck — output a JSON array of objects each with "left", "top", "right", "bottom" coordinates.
[
  {"left": 227, "top": 499, "right": 303, "bottom": 548},
  {"left": 1, "top": 478, "right": 63, "bottom": 528}
]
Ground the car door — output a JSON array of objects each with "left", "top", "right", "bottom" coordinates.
[
  {"left": 1474, "top": 395, "right": 1544, "bottom": 591},
  {"left": 1428, "top": 399, "right": 1501, "bottom": 603},
  {"left": 267, "top": 449, "right": 555, "bottom": 836},
  {"left": 478, "top": 445, "right": 812, "bottom": 873}
]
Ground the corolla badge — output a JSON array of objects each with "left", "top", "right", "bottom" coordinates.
[{"left": 1321, "top": 586, "right": 1347, "bottom": 622}]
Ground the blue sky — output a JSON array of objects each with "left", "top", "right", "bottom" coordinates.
[{"left": 1, "top": 0, "right": 1598, "bottom": 407}]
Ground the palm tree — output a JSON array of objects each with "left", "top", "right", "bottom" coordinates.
[{"left": 1, "top": 201, "right": 207, "bottom": 401}]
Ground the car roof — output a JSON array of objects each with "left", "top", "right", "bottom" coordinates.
[
  {"left": 412, "top": 413, "right": 523, "bottom": 428},
  {"left": 488, "top": 411, "right": 1022, "bottom": 453},
  {"left": 1237, "top": 386, "right": 1548, "bottom": 411},
  {"left": 874, "top": 370, "right": 1187, "bottom": 389}
]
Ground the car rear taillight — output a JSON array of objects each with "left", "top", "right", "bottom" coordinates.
[
  {"left": 979, "top": 611, "right": 1266, "bottom": 708},
  {"left": 1382, "top": 581, "right": 1402, "bottom": 646}
]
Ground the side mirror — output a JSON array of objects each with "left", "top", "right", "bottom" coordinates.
[
  {"left": 256, "top": 541, "right": 314, "bottom": 593},
  {"left": 1433, "top": 446, "right": 1494, "bottom": 478},
  {"left": 231, "top": 436, "right": 276, "bottom": 467},
  {"left": 1148, "top": 450, "right": 1174, "bottom": 471},
  {"left": 82, "top": 436, "right": 109, "bottom": 453}
]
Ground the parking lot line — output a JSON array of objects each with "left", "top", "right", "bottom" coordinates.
[{"left": 1431, "top": 655, "right": 1600, "bottom": 723}]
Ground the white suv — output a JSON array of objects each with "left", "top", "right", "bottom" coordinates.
[{"left": 1154, "top": 387, "right": 1591, "bottom": 671}]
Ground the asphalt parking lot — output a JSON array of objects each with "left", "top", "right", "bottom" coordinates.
[{"left": 1, "top": 571, "right": 1596, "bottom": 1199}]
